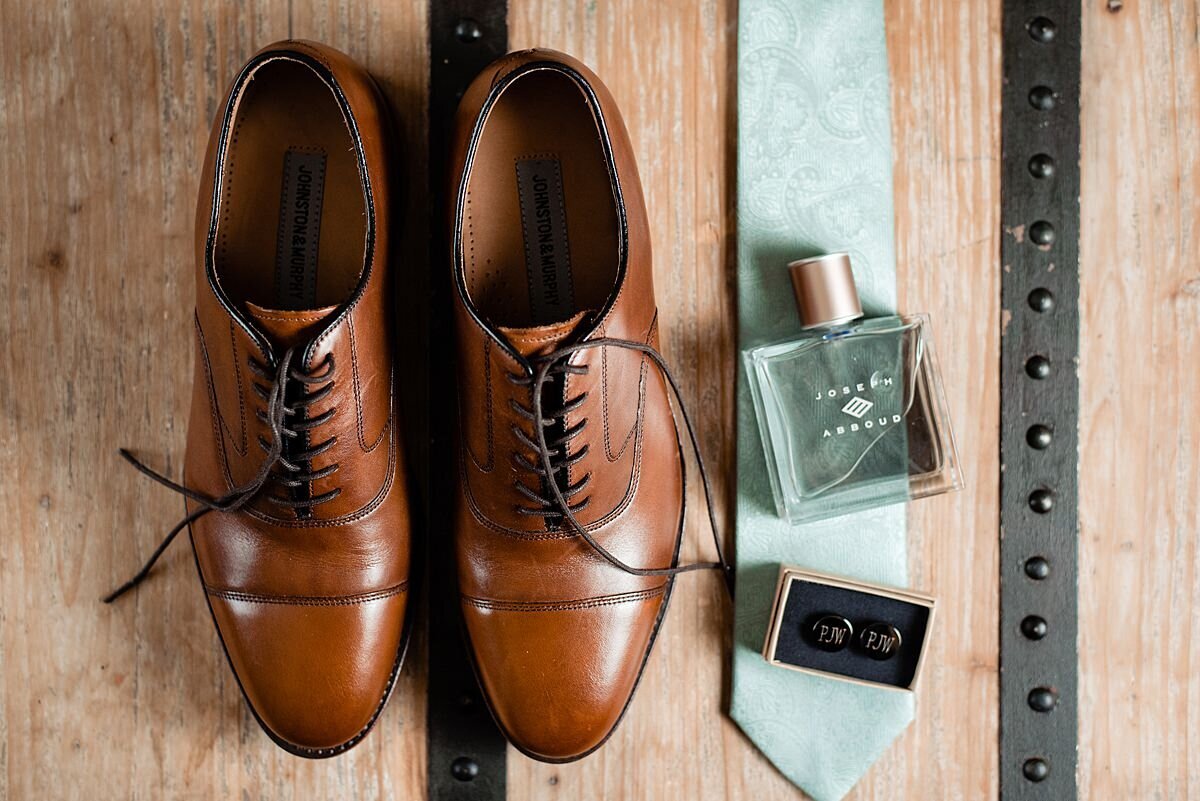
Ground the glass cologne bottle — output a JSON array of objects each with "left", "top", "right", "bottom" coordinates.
[{"left": 743, "top": 253, "right": 962, "bottom": 524}]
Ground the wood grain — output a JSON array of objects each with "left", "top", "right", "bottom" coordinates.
[
  {"left": 0, "top": 2, "right": 429, "bottom": 800},
  {"left": 1079, "top": 1, "right": 1200, "bottom": 799},
  {"left": 888, "top": 0, "right": 1002, "bottom": 798},
  {"left": 0, "top": 0, "right": 1195, "bottom": 799}
]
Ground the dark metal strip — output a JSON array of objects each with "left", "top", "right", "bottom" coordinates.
[
  {"left": 999, "top": 3, "right": 1080, "bottom": 799},
  {"left": 428, "top": 3, "right": 509, "bottom": 800}
]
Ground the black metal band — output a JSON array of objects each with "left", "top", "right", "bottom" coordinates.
[
  {"left": 999, "top": 4, "right": 1080, "bottom": 799},
  {"left": 427, "top": 3, "right": 509, "bottom": 800}
]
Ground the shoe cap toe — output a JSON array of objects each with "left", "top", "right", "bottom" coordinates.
[
  {"left": 462, "top": 587, "right": 666, "bottom": 762},
  {"left": 208, "top": 587, "right": 407, "bottom": 754}
]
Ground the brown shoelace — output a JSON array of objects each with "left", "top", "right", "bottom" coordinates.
[
  {"left": 506, "top": 361, "right": 592, "bottom": 520},
  {"left": 247, "top": 350, "right": 341, "bottom": 511},
  {"left": 518, "top": 337, "right": 735, "bottom": 596},
  {"left": 105, "top": 338, "right": 733, "bottom": 601},
  {"left": 103, "top": 346, "right": 339, "bottom": 603}
]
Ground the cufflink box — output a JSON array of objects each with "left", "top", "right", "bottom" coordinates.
[{"left": 762, "top": 566, "right": 936, "bottom": 691}]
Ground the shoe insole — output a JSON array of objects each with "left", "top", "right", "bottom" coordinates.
[
  {"left": 215, "top": 58, "right": 366, "bottom": 311},
  {"left": 463, "top": 69, "right": 620, "bottom": 328}
]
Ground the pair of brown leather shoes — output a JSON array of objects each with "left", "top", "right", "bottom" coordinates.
[{"left": 111, "top": 40, "right": 727, "bottom": 762}]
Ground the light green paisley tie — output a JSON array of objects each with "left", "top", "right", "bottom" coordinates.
[{"left": 730, "top": 2, "right": 914, "bottom": 799}]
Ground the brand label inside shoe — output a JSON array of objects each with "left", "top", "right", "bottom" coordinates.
[
  {"left": 516, "top": 157, "right": 575, "bottom": 324},
  {"left": 273, "top": 148, "right": 328, "bottom": 310}
]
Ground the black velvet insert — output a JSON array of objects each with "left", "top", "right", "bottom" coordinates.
[{"left": 770, "top": 576, "right": 932, "bottom": 689}]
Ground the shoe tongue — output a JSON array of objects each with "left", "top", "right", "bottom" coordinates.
[
  {"left": 244, "top": 301, "right": 338, "bottom": 351},
  {"left": 497, "top": 310, "right": 593, "bottom": 359}
]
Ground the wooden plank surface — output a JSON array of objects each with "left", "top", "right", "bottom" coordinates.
[
  {"left": 0, "top": 0, "right": 1195, "bottom": 799},
  {"left": 1078, "top": 1, "right": 1200, "bottom": 799},
  {"left": 0, "top": 3, "right": 431, "bottom": 800}
]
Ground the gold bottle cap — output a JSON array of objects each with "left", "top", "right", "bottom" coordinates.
[{"left": 788, "top": 252, "right": 864, "bottom": 329}]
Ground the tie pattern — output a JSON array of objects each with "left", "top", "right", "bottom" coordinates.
[{"left": 731, "top": 2, "right": 914, "bottom": 799}]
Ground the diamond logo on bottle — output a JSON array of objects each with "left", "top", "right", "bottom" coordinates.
[
  {"left": 815, "top": 376, "right": 902, "bottom": 438},
  {"left": 841, "top": 397, "right": 874, "bottom": 418}
]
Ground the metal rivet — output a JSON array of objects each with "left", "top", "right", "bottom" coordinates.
[
  {"left": 1026, "top": 424, "right": 1053, "bottom": 449},
  {"left": 1028, "top": 153, "right": 1056, "bottom": 179},
  {"left": 1028, "top": 16, "right": 1057, "bottom": 43},
  {"left": 1023, "top": 758, "right": 1050, "bottom": 782},
  {"left": 1021, "top": 615, "right": 1048, "bottom": 639},
  {"left": 1028, "top": 287, "right": 1055, "bottom": 312},
  {"left": 451, "top": 756, "right": 480, "bottom": 782},
  {"left": 1025, "top": 556, "right": 1051, "bottom": 580},
  {"left": 1029, "top": 85, "right": 1056, "bottom": 110},
  {"left": 1025, "top": 354, "right": 1052, "bottom": 379},
  {"left": 1030, "top": 220, "right": 1056, "bottom": 245},
  {"left": 1028, "top": 687, "right": 1058, "bottom": 712},
  {"left": 1029, "top": 488, "right": 1055, "bottom": 514},
  {"left": 454, "top": 18, "right": 483, "bottom": 42}
]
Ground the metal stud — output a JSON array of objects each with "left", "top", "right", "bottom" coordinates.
[
  {"left": 1030, "top": 220, "right": 1056, "bottom": 245},
  {"left": 1026, "top": 424, "right": 1053, "bottom": 449},
  {"left": 1021, "top": 615, "right": 1048, "bottom": 639},
  {"left": 1028, "top": 153, "right": 1056, "bottom": 179},
  {"left": 451, "top": 756, "right": 480, "bottom": 782},
  {"left": 1028, "top": 687, "right": 1058, "bottom": 712},
  {"left": 1028, "top": 16, "right": 1057, "bottom": 43},
  {"left": 454, "top": 17, "right": 484, "bottom": 43},
  {"left": 1028, "top": 287, "right": 1056, "bottom": 312},
  {"left": 1029, "top": 85, "right": 1056, "bottom": 110},
  {"left": 1029, "top": 488, "right": 1055, "bottom": 514},
  {"left": 1025, "top": 556, "right": 1051, "bottom": 580},
  {"left": 1026, "top": 354, "right": 1052, "bottom": 379},
  {"left": 1023, "top": 758, "right": 1050, "bottom": 782}
]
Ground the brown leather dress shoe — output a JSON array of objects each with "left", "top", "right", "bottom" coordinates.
[
  {"left": 447, "top": 49, "right": 730, "bottom": 762},
  {"left": 110, "top": 41, "right": 412, "bottom": 757}
]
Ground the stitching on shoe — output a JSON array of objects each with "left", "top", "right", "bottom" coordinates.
[
  {"left": 197, "top": 312, "right": 398, "bottom": 527},
  {"left": 599, "top": 317, "right": 653, "bottom": 463},
  {"left": 207, "top": 581, "right": 408, "bottom": 607},
  {"left": 347, "top": 315, "right": 390, "bottom": 453},
  {"left": 197, "top": 315, "right": 248, "bottom": 469},
  {"left": 249, "top": 311, "right": 332, "bottom": 322},
  {"left": 459, "top": 325, "right": 650, "bottom": 539},
  {"left": 282, "top": 40, "right": 334, "bottom": 72},
  {"left": 507, "top": 326, "right": 579, "bottom": 344},
  {"left": 458, "top": 420, "right": 642, "bottom": 539},
  {"left": 227, "top": 320, "right": 248, "bottom": 455},
  {"left": 461, "top": 584, "right": 666, "bottom": 613},
  {"left": 514, "top": 154, "right": 537, "bottom": 308},
  {"left": 465, "top": 337, "right": 495, "bottom": 471}
]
